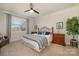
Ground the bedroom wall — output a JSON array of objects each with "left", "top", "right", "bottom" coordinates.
[
  {"left": 0, "top": 12, "right": 7, "bottom": 36},
  {"left": 35, "top": 5, "right": 79, "bottom": 44},
  {"left": 29, "top": 17, "right": 36, "bottom": 34}
]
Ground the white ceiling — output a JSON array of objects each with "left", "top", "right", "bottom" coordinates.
[{"left": 0, "top": 3, "right": 78, "bottom": 18}]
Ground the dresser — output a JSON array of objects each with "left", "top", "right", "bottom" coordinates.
[{"left": 53, "top": 33, "right": 65, "bottom": 46}]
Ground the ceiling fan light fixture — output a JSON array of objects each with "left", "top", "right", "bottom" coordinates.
[
  {"left": 24, "top": 3, "right": 39, "bottom": 14},
  {"left": 29, "top": 10, "right": 34, "bottom": 13}
]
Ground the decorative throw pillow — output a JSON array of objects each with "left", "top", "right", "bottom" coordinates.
[{"left": 45, "top": 32, "right": 50, "bottom": 35}]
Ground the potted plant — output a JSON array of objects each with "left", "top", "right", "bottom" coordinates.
[{"left": 66, "top": 16, "right": 79, "bottom": 41}]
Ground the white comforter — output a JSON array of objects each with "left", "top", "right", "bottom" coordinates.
[{"left": 21, "top": 34, "right": 52, "bottom": 52}]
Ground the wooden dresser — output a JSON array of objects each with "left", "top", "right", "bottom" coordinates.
[{"left": 53, "top": 33, "right": 65, "bottom": 46}]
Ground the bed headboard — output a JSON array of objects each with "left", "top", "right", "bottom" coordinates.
[{"left": 38, "top": 26, "right": 53, "bottom": 34}]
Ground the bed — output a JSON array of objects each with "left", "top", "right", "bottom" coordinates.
[{"left": 21, "top": 26, "right": 53, "bottom": 52}]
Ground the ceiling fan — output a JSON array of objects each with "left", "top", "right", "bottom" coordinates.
[{"left": 24, "top": 3, "right": 39, "bottom": 14}]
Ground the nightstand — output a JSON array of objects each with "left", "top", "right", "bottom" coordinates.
[{"left": 31, "top": 32, "right": 37, "bottom": 34}]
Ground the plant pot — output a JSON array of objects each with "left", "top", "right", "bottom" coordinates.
[
  {"left": 71, "top": 39, "right": 77, "bottom": 41},
  {"left": 70, "top": 39, "right": 78, "bottom": 48}
]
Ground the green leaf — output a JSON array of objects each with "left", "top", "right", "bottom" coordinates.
[{"left": 66, "top": 16, "right": 79, "bottom": 36}]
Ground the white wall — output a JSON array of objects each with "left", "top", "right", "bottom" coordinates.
[
  {"left": 29, "top": 18, "right": 36, "bottom": 33},
  {"left": 35, "top": 6, "right": 79, "bottom": 44},
  {"left": 0, "top": 12, "right": 7, "bottom": 36}
]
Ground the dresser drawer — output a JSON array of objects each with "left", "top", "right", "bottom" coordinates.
[{"left": 53, "top": 33, "right": 65, "bottom": 46}]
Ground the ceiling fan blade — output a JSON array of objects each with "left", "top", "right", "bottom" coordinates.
[
  {"left": 33, "top": 9, "right": 39, "bottom": 14},
  {"left": 24, "top": 9, "right": 30, "bottom": 12}
]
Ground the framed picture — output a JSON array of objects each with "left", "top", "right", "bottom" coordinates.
[{"left": 56, "top": 22, "right": 63, "bottom": 29}]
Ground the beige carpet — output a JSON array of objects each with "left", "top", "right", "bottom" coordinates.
[{"left": 0, "top": 40, "right": 79, "bottom": 56}]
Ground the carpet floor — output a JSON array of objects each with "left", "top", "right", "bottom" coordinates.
[{"left": 0, "top": 40, "right": 79, "bottom": 56}]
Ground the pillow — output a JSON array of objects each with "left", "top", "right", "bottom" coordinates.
[
  {"left": 38, "top": 32, "right": 42, "bottom": 35},
  {"left": 32, "top": 33, "right": 38, "bottom": 35},
  {"left": 45, "top": 32, "right": 50, "bottom": 35},
  {"left": 38, "top": 32, "right": 46, "bottom": 35}
]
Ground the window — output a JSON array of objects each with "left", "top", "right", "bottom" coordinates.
[{"left": 11, "top": 16, "right": 26, "bottom": 31}]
